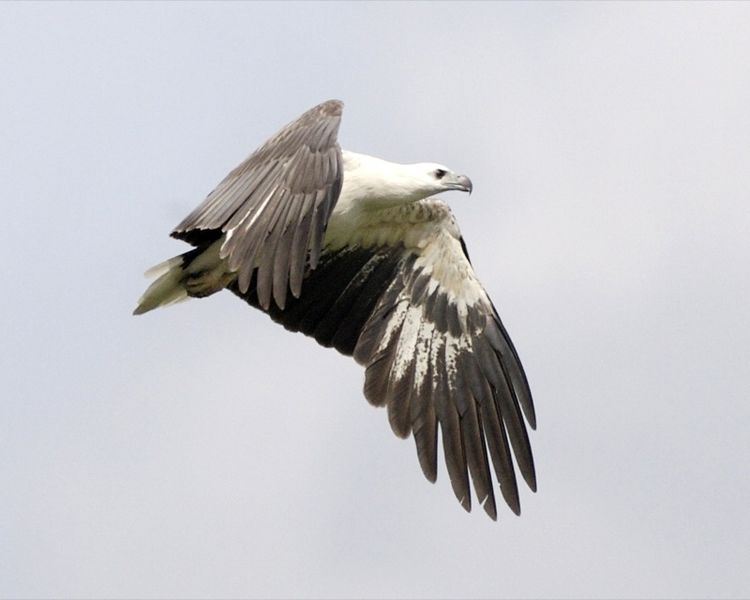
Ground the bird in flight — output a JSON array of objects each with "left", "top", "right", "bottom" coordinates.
[{"left": 135, "top": 100, "right": 536, "bottom": 520}]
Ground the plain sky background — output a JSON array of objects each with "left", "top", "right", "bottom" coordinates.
[{"left": 2, "top": 2, "right": 749, "bottom": 598}]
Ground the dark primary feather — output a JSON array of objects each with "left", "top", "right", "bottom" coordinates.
[
  {"left": 172, "top": 99, "right": 344, "bottom": 311},
  {"left": 230, "top": 238, "right": 536, "bottom": 520}
]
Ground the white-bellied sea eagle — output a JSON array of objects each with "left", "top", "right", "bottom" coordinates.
[{"left": 134, "top": 99, "right": 536, "bottom": 520}]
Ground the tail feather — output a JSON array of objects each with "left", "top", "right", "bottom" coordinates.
[
  {"left": 133, "top": 255, "right": 191, "bottom": 315},
  {"left": 133, "top": 240, "right": 230, "bottom": 316}
]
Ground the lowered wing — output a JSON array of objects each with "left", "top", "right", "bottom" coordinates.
[{"left": 230, "top": 199, "right": 536, "bottom": 519}]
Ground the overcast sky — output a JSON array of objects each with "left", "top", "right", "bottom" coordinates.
[{"left": 2, "top": 2, "right": 749, "bottom": 598}]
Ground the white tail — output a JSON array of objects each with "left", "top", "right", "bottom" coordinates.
[
  {"left": 133, "top": 255, "right": 190, "bottom": 315},
  {"left": 133, "top": 240, "right": 230, "bottom": 315}
]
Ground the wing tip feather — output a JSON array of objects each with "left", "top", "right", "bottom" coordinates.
[
  {"left": 482, "top": 496, "right": 498, "bottom": 521},
  {"left": 319, "top": 99, "right": 344, "bottom": 116}
]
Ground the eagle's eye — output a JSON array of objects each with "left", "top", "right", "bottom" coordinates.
[{"left": 434, "top": 168, "right": 447, "bottom": 180}]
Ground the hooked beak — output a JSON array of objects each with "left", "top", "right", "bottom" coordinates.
[{"left": 449, "top": 174, "right": 473, "bottom": 194}]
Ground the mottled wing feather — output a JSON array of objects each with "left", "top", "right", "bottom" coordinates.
[
  {"left": 348, "top": 233, "right": 535, "bottom": 519},
  {"left": 172, "top": 100, "right": 344, "bottom": 310},
  {"left": 229, "top": 209, "right": 535, "bottom": 519}
]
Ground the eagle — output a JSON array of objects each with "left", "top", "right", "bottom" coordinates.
[{"left": 134, "top": 100, "right": 536, "bottom": 520}]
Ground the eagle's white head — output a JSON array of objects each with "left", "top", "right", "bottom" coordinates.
[{"left": 408, "top": 162, "right": 473, "bottom": 197}]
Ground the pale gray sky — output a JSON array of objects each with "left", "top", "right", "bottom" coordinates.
[{"left": 2, "top": 2, "right": 749, "bottom": 598}]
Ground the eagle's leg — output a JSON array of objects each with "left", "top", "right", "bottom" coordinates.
[{"left": 184, "top": 268, "right": 235, "bottom": 298}]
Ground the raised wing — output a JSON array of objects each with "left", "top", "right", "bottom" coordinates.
[
  {"left": 229, "top": 199, "right": 536, "bottom": 519},
  {"left": 172, "top": 99, "right": 344, "bottom": 310}
]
